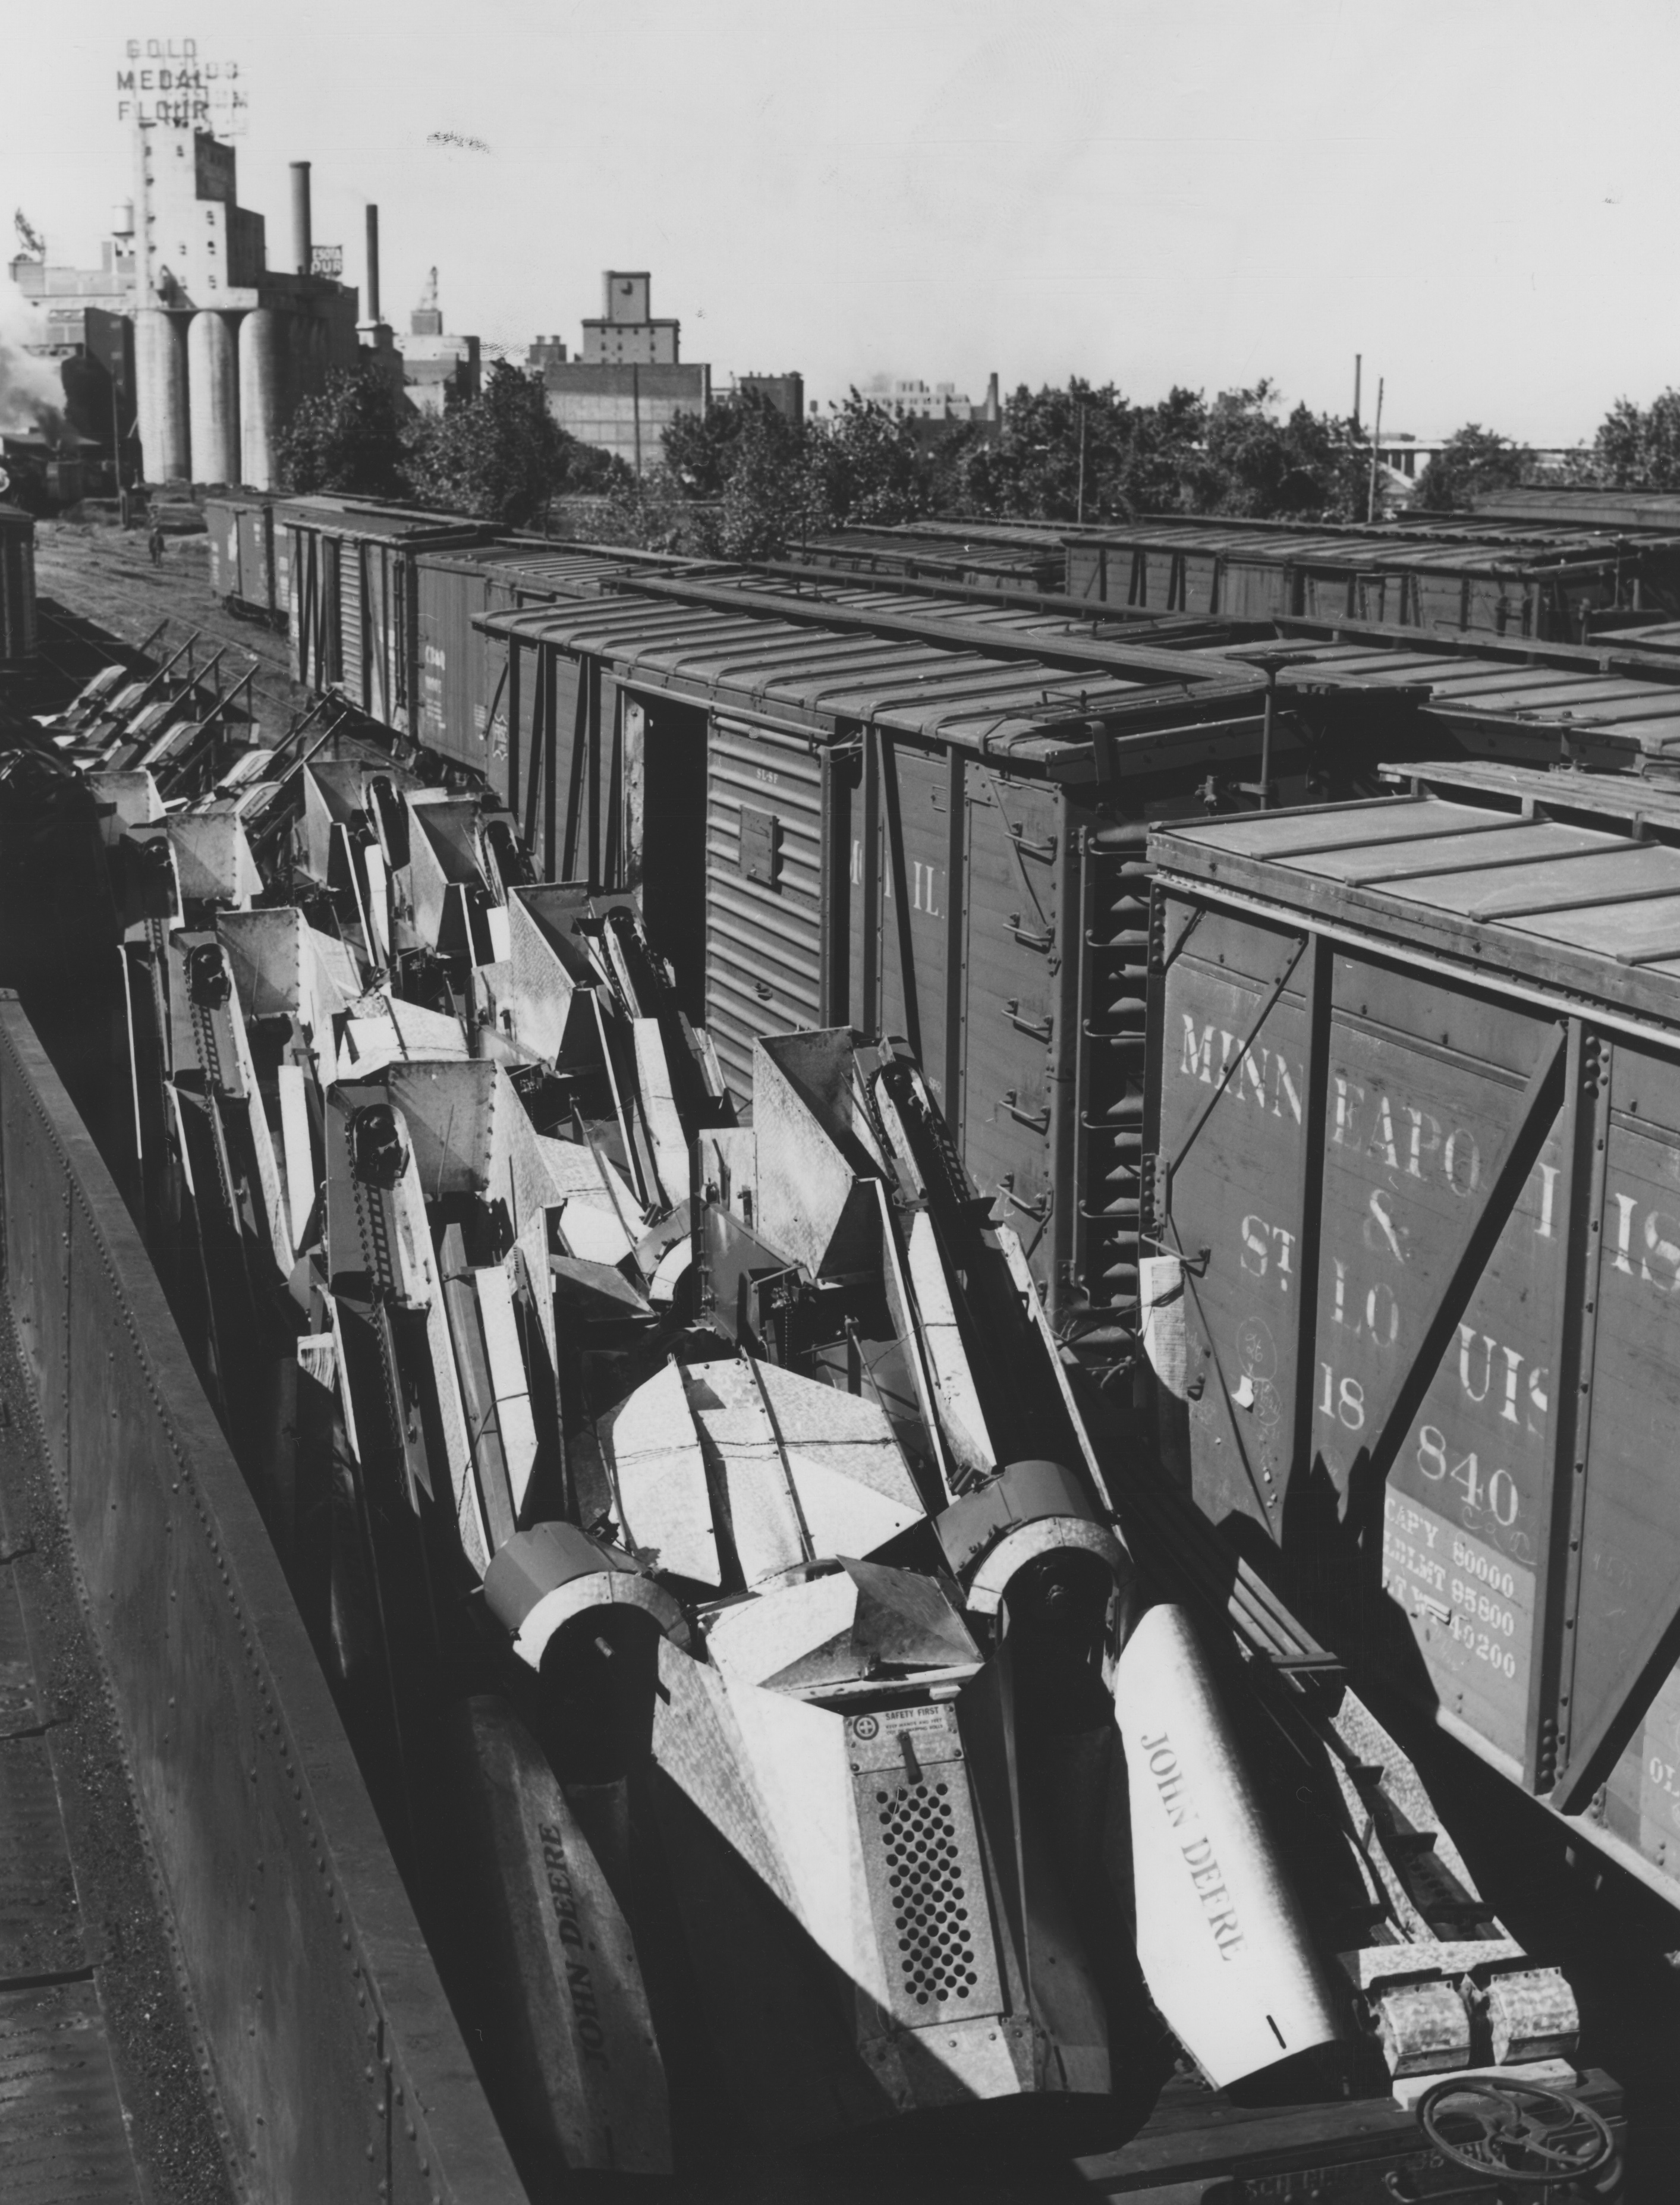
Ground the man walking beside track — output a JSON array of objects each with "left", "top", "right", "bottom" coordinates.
[{"left": 147, "top": 515, "right": 165, "bottom": 567}]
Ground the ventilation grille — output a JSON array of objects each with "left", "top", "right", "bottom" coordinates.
[
  {"left": 851, "top": 1706, "right": 1005, "bottom": 2028},
  {"left": 876, "top": 1779, "right": 980, "bottom": 2009}
]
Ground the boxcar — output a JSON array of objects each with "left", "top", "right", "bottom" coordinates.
[
  {"left": 782, "top": 523, "right": 1069, "bottom": 594},
  {"left": 1066, "top": 518, "right": 1680, "bottom": 640},
  {"left": 280, "top": 498, "right": 494, "bottom": 731},
  {"left": 203, "top": 492, "right": 278, "bottom": 621},
  {"left": 1473, "top": 486, "right": 1680, "bottom": 533},
  {"left": 411, "top": 539, "right": 731, "bottom": 787},
  {"left": 478, "top": 590, "right": 1295, "bottom": 1342},
  {"left": 1144, "top": 762, "right": 1680, "bottom": 1911},
  {"left": 1215, "top": 624, "right": 1680, "bottom": 780},
  {"left": 1, "top": 501, "right": 35, "bottom": 660}
]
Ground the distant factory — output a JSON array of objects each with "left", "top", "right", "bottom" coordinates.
[
  {"left": 10, "top": 139, "right": 985, "bottom": 505},
  {"left": 396, "top": 270, "right": 481, "bottom": 416},
  {"left": 130, "top": 133, "right": 358, "bottom": 488},
  {"left": 10, "top": 125, "right": 360, "bottom": 490},
  {"left": 528, "top": 273, "right": 710, "bottom": 473}
]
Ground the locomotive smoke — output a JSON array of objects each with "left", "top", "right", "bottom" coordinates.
[{"left": 0, "top": 279, "right": 68, "bottom": 441}]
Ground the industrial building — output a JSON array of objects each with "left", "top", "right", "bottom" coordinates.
[
  {"left": 8, "top": 205, "right": 139, "bottom": 320},
  {"left": 8, "top": 208, "right": 141, "bottom": 482},
  {"left": 396, "top": 268, "right": 482, "bottom": 414},
  {"left": 128, "top": 128, "right": 359, "bottom": 489},
  {"left": 530, "top": 270, "right": 710, "bottom": 473},
  {"left": 733, "top": 369, "right": 804, "bottom": 420},
  {"left": 4, "top": 287, "right": 136, "bottom": 491},
  {"left": 853, "top": 371, "right": 1002, "bottom": 424}
]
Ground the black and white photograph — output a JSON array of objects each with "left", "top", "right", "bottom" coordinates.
[{"left": 2, "top": 5, "right": 1678, "bottom": 2197}]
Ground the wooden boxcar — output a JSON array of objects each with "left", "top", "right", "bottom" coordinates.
[
  {"left": 1145, "top": 763, "right": 1680, "bottom": 1911},
  {"left": 1473, "top": 486, "right": 1680, "bottom": 532},
  {"left": 1, "top": 501, "right": 36, "bottom": 660},
  {"left": 782, "top": 522, "right": 1070, "bottom": 594},
  {"left": 1212, "top": 623, "right": 1680, "bottom": 781},
  {"left": 477, "top": 588, "right": 1296, "bottom": 1343},
  {"left": 203, "top": 492, "right": 278, "bottom": 621},
  {"left": 279, "top": 498, "right": 495, "bottom": 731},
  {"left": 1066, "top": 517, "right": 1680, "bottom": 640},
  {"left": 411, "top": 539, "right": 731, "bottom": 782}
]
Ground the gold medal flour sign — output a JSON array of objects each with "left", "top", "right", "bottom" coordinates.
[{"left": 116, "top": 40, "right": 248, "bottom": 134}]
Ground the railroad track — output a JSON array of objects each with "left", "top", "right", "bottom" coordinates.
[{"left": 30, "top": 521, "right": 307, "bottom": 738}]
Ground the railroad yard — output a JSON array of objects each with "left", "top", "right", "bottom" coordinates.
[
  {"left": 29, "top": 515, "right": 307, "bottom": 735},
  {"left": 6, "top": 487, "right": 1680, "bottom": 2203}
]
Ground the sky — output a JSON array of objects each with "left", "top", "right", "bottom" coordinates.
[{"left": 5, "top": 0, "right": 1678, "bottom": 443}]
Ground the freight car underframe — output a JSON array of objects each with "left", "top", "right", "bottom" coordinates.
[{"left": 1144, "top": 825, "right": 1680, "bottom": 1912}]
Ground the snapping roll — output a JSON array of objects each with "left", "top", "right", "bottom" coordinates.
[{"left": 1112, "top": 1603, "right": 1342, "bottom": 2087}]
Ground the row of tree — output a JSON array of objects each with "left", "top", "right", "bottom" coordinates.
[
  {"left": 586, "top": 378, "right": 1384, "bottom": 559},
  {"left": 1412, "top": 394, "right": 1680, "bottom": 509},
  {"left": 276, "top": 361, "right": 598, "bottom": 527},
  {"left": 276, "top": 358, "right": 1680, "bottom": 551}
]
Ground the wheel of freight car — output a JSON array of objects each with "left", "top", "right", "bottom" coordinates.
[{"left": 1417, "top": 2077, "right": 1616, "bottom": 2186}]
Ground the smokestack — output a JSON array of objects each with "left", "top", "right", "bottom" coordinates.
[
  {"left": 364, "top": 204, "right": 381, "bottom": 325},
  {"left": 291, "top": 162, "right": 312, "bottom": 278}
]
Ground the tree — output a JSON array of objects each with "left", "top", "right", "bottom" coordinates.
[
  {"left": 275, "top": 366, "right": 408, "bottom": 498},
  {"left": 954, "top": 380, "right": 1149, "bottom": 522},
  {"left": 1195, "top": 383, "right": 1369, "bottom": 519},
  {"left": 402, "top": 361, "right": 575, "bottom": 527},
  {"left": 565, "top": 443, "right": 634, "bottom": 496},
  {"left": 592, "top": 464, "right": 700, "bottom": 554},
  {"left": 1413, "top": 424, "right": 1534, "bottom": 512},
  {"left": 1115, "top": 385, "right": 1210, "bottom": 515},
  {"left": 1590, "top": 391, "right": 1680, "bottom": 490},
  {"left": 651, "top": 388, "right": 942, "bottom": 560},
  {"left": 805, "top": 395, "right": 940, "bottom": 531},
  {"left": 662, "top": 388, "right": 784, "bottom": 499},
  {"left": 951, "top": 378, "right": 1364, "bottom": 524},
  {"left": 700, "top": 393, "right": 813, "bottom": 558}
]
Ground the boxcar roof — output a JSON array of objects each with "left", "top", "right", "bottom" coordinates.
[
  {"left": 1206, "top": 630, "right": 1680, "bottom": 764},
  {"left": 1151, "top": 769, "right": 1680, "bottom": 1030},
  {"left": 1599, "top": 619, "right": 1680, "bottom": 655},
  {"left": 1473, "top": 487, "right": 1680, "bottom": 531},
  {"left": 1074, "top": 517, "right": 1680, "bottom": 574},
  {"left": 416, "top": 539, "right": 732, "bottom": 589},
  {"left": 273, "top": 496, "right": 490, "bottom": 542},
  {"left": 481, "top": 594, "right": 1267, "bottom": 770},
  {"left": 785, "top": 529, "right": 1065, "bottom": 581}
]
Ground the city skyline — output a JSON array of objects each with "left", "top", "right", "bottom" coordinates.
[{"left": 6, "top": 1, "right": 1678, "bottom": 445}]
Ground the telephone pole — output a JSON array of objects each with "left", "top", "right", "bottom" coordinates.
[{"left": 1366, "top": 377, "right": 1385, "bottom": 523}]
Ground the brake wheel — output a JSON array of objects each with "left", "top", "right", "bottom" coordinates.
[{"left": 1417, "top": 2077, "right": 1616, "bottom": 2187}]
